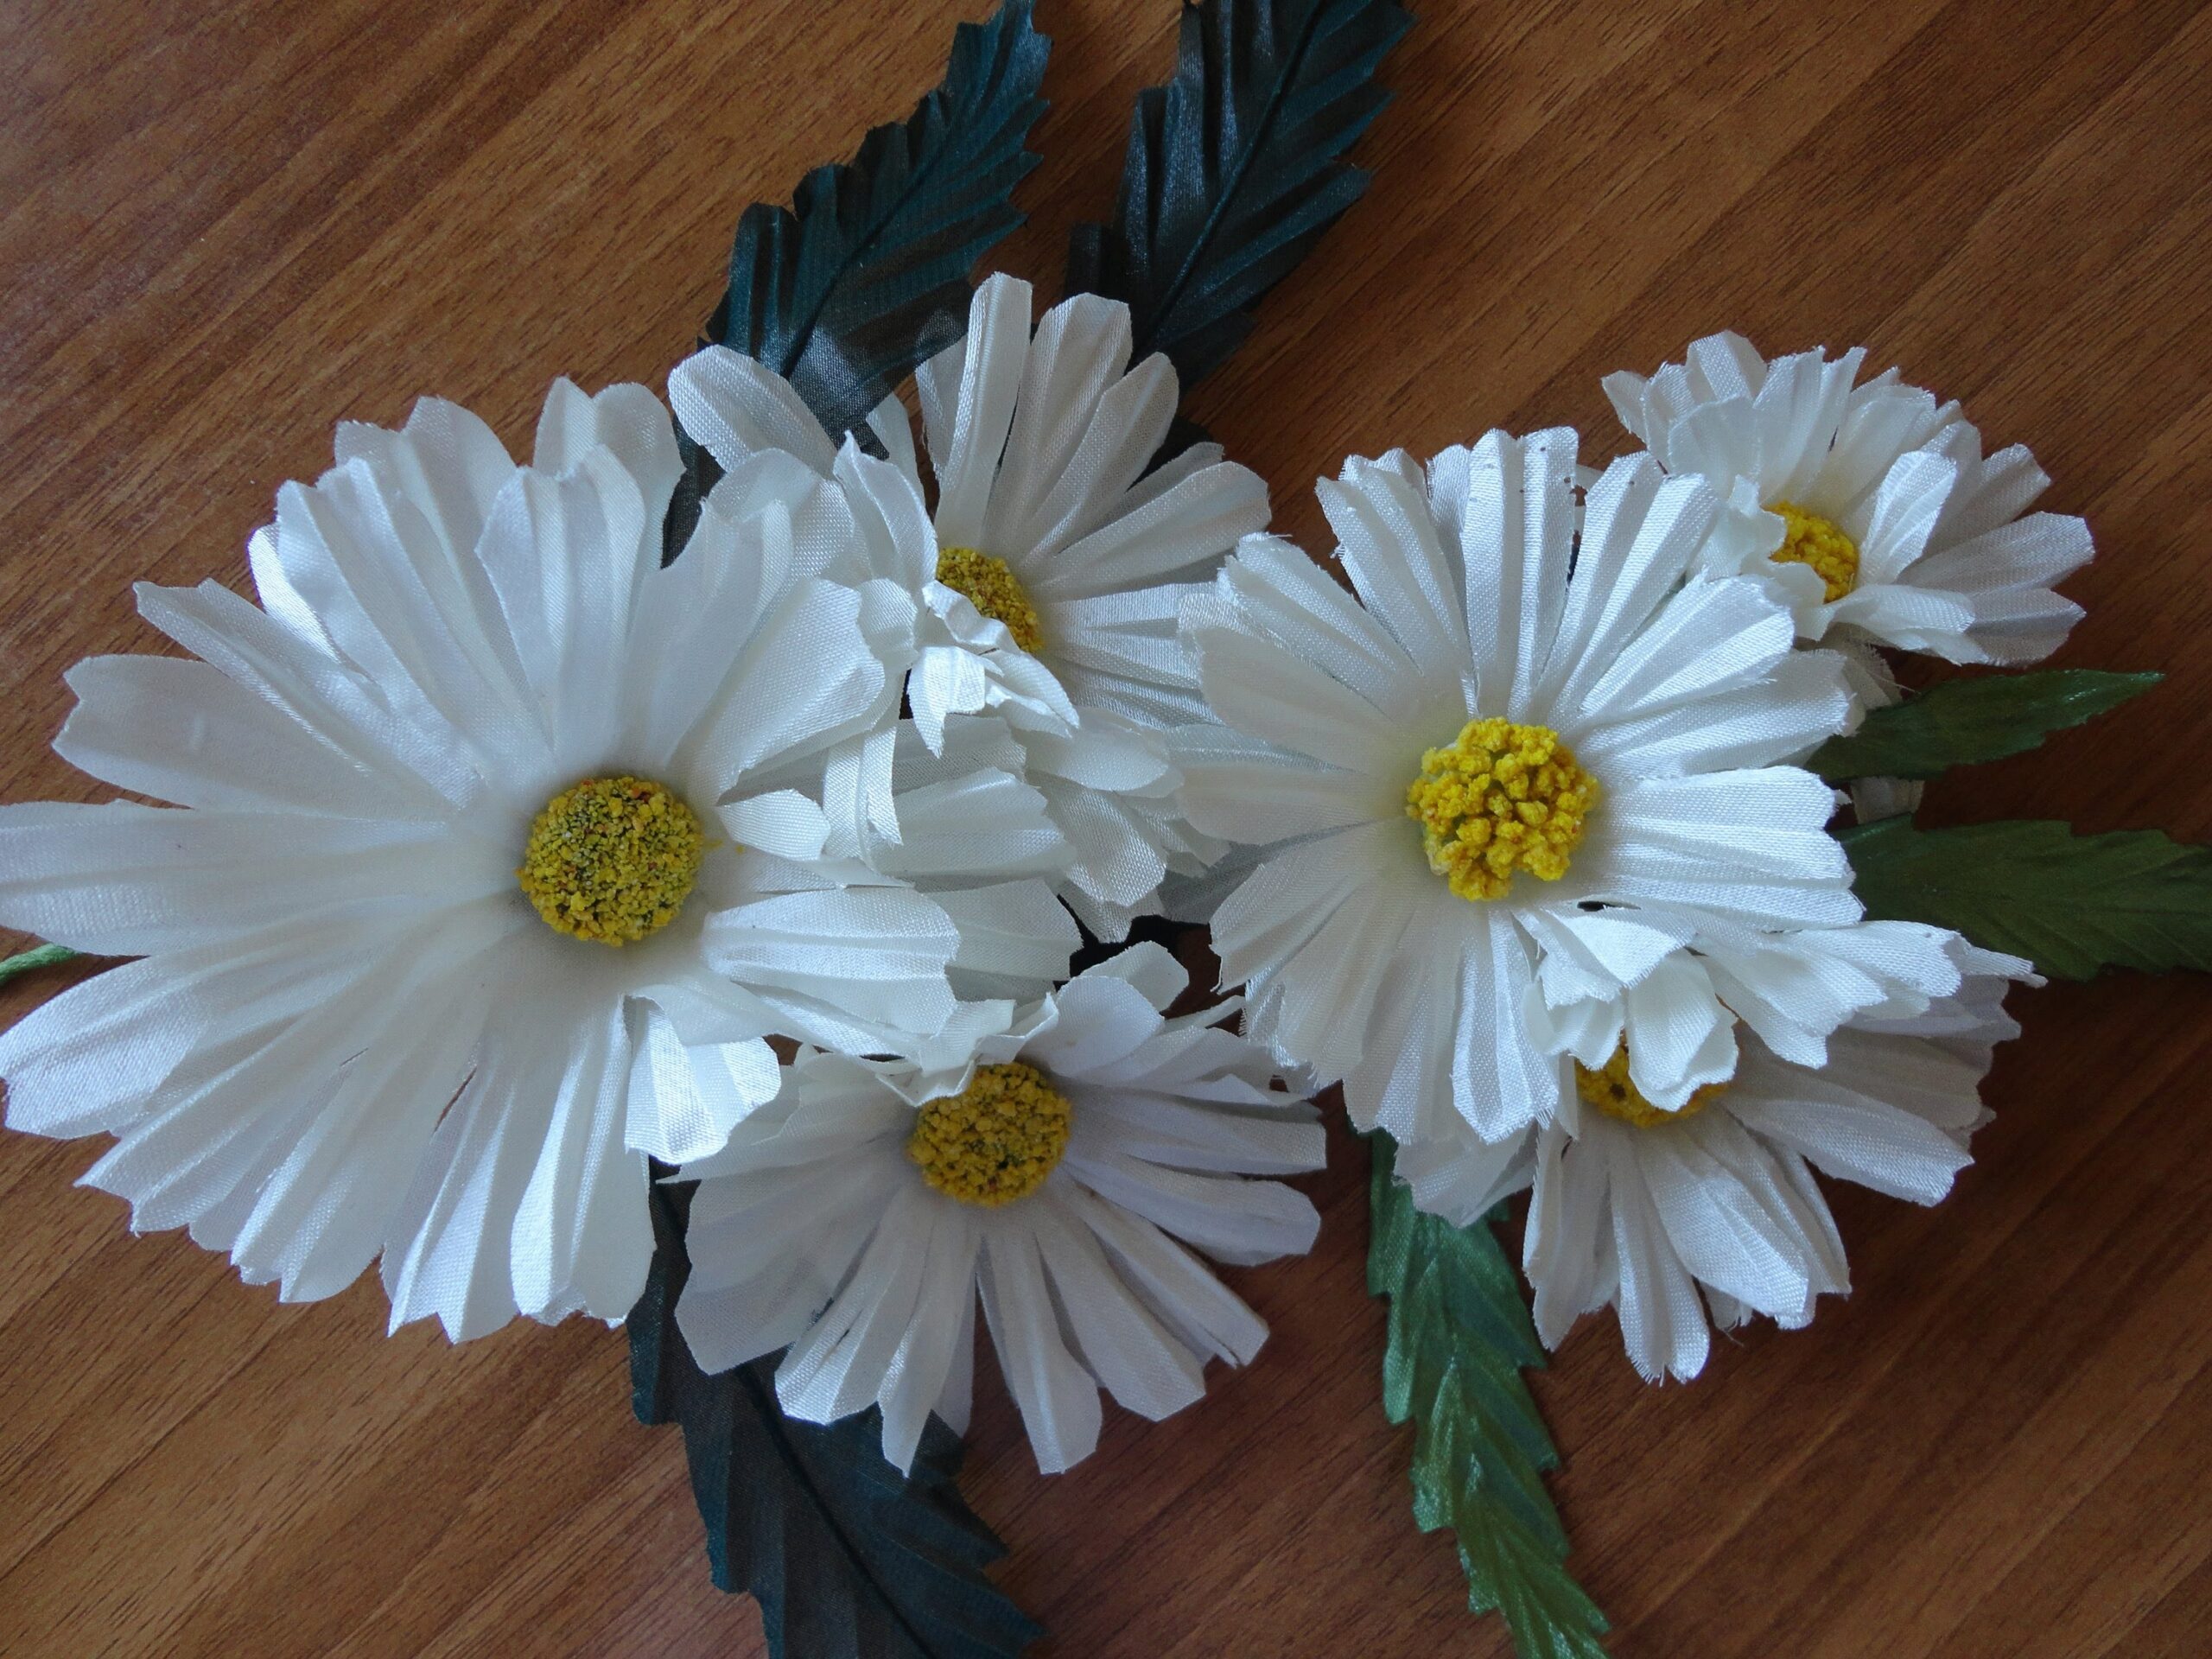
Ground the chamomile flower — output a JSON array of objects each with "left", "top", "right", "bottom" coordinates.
[
  {"left": 0, "top": 378, "right": 1068, "bottom": 1339},
  {"left": 1521, "top": 966, "right": 2028, "bottom": 1382},
  {"left": 1605, "top": 332, "right": 2092, "bottom": 669},
  {"left": 675, "top": 943, "right": 1324, "bottom": 1474},
  {"left": 669, "top": 274, "right": 1271, "bottom": 936},
  {"left": 1174, "top": 429, "right": 1875, "bottom": 1146}
]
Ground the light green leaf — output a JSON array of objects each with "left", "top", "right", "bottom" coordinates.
[
  {"left": 0, "top": 942, "right": 79, "bottom": 988},
  {"left": 1840, "top": 817, "right": 2212, "bottom": 980},
  {"left": 1809, "top": 669, "right": 2160, "bottom": 782},
  {"left": 1369, "top": 1135, "right": 1608, "bottom": 1658}
]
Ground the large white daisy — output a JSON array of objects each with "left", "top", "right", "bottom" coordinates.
[
  {"left": 1174, "top": 429, "right": 1884, "bottom": 1150},
  {"left": 1520, "top": 964, "right": 2028, "bottom": 1382},
  {"left": 0, "top": 378, "right": 1065, "bottom": 1339},
  {"left": 668, "top": 273, "right": 1271, "bottom": 937},
  {"left": 1604, "top": 332, "right": 2093, "bottom": 668},
  {"left": 675, "top": 943, "right": 1324, "bottom": 1474}
]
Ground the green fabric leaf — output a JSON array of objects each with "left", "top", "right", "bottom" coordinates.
[
  {"left": 631, "top": 1181, "right": 1042, "bottom": 1658},
  {"left": 0, "top": 942, "right": 80, "bottom": 987},
  {"left": 1066, "top": 0, "right": 1413, "bottom": 391},
  {"left": 666, "top": 0, "right": 1051, "bottom": 558},
  {"left": 714, "top": 0, "right": 1048, "bottom": 429},
  {"left": 1840, "top": 816, "right": 2212, "bottom": 980},
  {"left": 1808, "top": 670, "right": 2162, "bottom": 782},
  {"left": 1368, "top": 1135, "right": 1609, "bottom": 1659}
]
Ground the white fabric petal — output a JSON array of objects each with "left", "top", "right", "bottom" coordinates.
[
  {"left": 0, "top": 801, "right": 502, "bottom": 957},
  {"left": 668, "top": 345, "right": 838, "bottom": 475},
  {"left": 978, "top": 1220, "right": 1103, "bottom": 1473},
  {"left": 931, "top": 276, "right": 1032, "bottom": 548}
]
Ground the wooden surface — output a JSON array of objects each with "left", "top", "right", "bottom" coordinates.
[{"left": 4, "top": 1, "right": 2210, "bottom": 1653}]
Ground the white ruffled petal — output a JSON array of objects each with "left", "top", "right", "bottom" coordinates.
[
  {"left": 931, "top": 276, "right": 1032, "bottom": 548},
  {"left": 1457, "top": 428, "right": 1578, "bottom": 721},
  {"left": 56, "top": 653, "right": 410, "bottom": 819},
  {"left": 703, "top": 887, "right": 962, "bottom": 1056},
  {"left": 777, "top": 1181, "right": 939, "bottom": 1425},
  {"left": 1605, "top": 1142, "right": 1711, "bottom": 1382},
  {"left": 978, "top": 1218, "right": 1103, "bottom": 1473},
  {"left": 1318, "top": 454, "right": 1471, "bottom": 683},
  {"left": 1188, "top": 620, "right": 1404, "bottom": 773},
  {"left": 508, "top": 997, "right": 653, "bottom": 1322},
  {"left": 1030, "top": 1198, "right": 1206, "bottom": 1422},
  {"left": 668, "top": 345, "right": 837, "bottom": 475},
  {"left": 0, "top": 801, "right": 502, "bottom": 957}
]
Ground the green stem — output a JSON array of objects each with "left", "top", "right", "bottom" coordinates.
[{"left": 0, "top": 942, "right": 81, "bottom": 987}]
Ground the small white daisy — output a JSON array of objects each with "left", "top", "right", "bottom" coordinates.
[
  {"left": 675, "top": 943, "right": 1324, "bottom": 1474},
  {"left": 669, "top": 273, "right": 1271, "bottom": 936},
  {"left": 1520, "top": 963, "right": 2029, "bottom": 1382},
  {"left": 0, "top": 378, "right": 1063, "bottom": 1338},
  {"left": 1174, "top": 428, "right": 1872, "bottom": 1147},
  {"left": 1397, "top": 918, "right": 2021, "bottom": 1222},
  {"left": 1605, "top": 331, "right": 2092, "bottom": 667}
]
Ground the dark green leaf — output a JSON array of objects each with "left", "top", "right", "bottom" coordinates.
[
  {"left": 631, "top": 1181, "right": 1042, "bottom": 1658},
  {"left": 1808, "top": 670, "right": 2162, "bottom": 782},
  {"left": 1840, "top": 816, "right": 2212, "bottom": 980},
  {"left": 667, "top": 0, "right": 1051, "bottom": 560},
  {"left": 1067, "top": 0, "right": 1412, "bottom": 390},
  {"left": 715, "top": 0, "right": 1048, "bottom": 429},
  {"left": 1368, "top": 1135, "right": 1609, "bottom": 1659}
]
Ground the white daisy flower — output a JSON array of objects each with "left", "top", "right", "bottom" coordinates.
[
  {"left": 675, "top": 942, "right": 1324, "bottom": 1475},
  {"left": 1396, "top": 918, "right": 2023, "bottom": 1222},
  {"left": 1520, "top": 964, "right": 2028, "bottom": 1382},
  {"left": 1604, "top": 331, "right": 2092, "bottom": 668},
  {"left": 1174, "top": 429, "right": 1878, "bottom": 1147},
  {"left": 669, "top": 273, "right": 1271, "bottom": 937},
  {"left": 0, "top": 378, "right": 1066, "bottom": 1339}
]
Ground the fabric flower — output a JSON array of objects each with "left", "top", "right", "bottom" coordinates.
[
  {"left": 1174, "top": 428, "right": 1876, "bottom": 1149},
  {"left": 675, "top": 943, "right": 1324, "bottom": 1474},
  {"left": 1519, "top": 963, "right": 2028, "bottom": 1381},
  {"left": 1604, "top": 332, "right": 2092, "bottom": 670},
  {"left": 0, "top": 378, "right": 1069, "bottom": 1339},
  {"left": 669, "top": 273, "right": 1271, "bottom": 937}
]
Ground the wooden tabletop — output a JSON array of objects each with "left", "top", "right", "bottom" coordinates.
[{"left": 5, "top": 1, "right": 2210, "bottom": 1653}]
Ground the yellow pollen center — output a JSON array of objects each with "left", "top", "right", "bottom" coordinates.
[
  {"left": 907, "top": 1061, "right": 1072, "bottom": 1207},
  {"left": 1573, "top": 1045, "right": 1728, "bottom": 1129},
  {"left": 518, "top": 776, "right": 705, "bottom": 946},
  {"left": 1405, "top": 717, "right": 1598, "bottom": 901},
  {"left": 1768, "top": 501, "right": 1860, "bottom": 602},
  {"left": 936, "top": 546, "right": 1045, "bottom": 652}
]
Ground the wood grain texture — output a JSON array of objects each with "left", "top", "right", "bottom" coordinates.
[{"left": 3, "top": 0, "right": 2209, "bottom": 1653}]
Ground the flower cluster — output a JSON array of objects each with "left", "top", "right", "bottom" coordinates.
[
  {"left": 0, "top": 302, "right": 2082, "bottom": 1493},
  {"left": 1177, "top": 333, "right": 2083, "bottom": 1381},
  {"left": 0, "top": 276, "right": 1319, "bottom": 1475}
]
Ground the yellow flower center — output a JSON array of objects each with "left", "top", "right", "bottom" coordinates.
[
  {"left": 517, "top": 776, "right": 706, "bottom": 946},
  {"left": 907, "top": 1061, "right": 1072, "bottom": 1207},
  {"left": 1405, "top": 718, "right": 1598, "bottom": 901},
  {"left": 1573, "top": 1045, "right": 1728, "bottom": 1129},
  {"left": 936, "top": 546, "right": 1044, "bottom": 652},
  {"left": 1768, "top": 501, "right": 1860, "bottom": 602}
]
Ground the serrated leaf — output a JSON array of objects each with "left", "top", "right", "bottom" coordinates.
[
  {"left": 631, "top": 1181, "right": 1042, "bottom": 1659},
  {"left": 667, "top": 0, "right": 1050, "bottom": 559},
  {"left": 1066, "top": 0, "right": 1412, "bottom": 390},
  {"left": 1840, "top": 816, "right": 2212, "bottom": 981},
  {"left": 1809, "top": 670, "right": 2162, "bottom": 782},
  {"left": 1368, "top": 1135, "right": 1610, "bottom": 1659},
  {"left": 715, "top": 0, "right": 1048, "bottom": 429}
]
